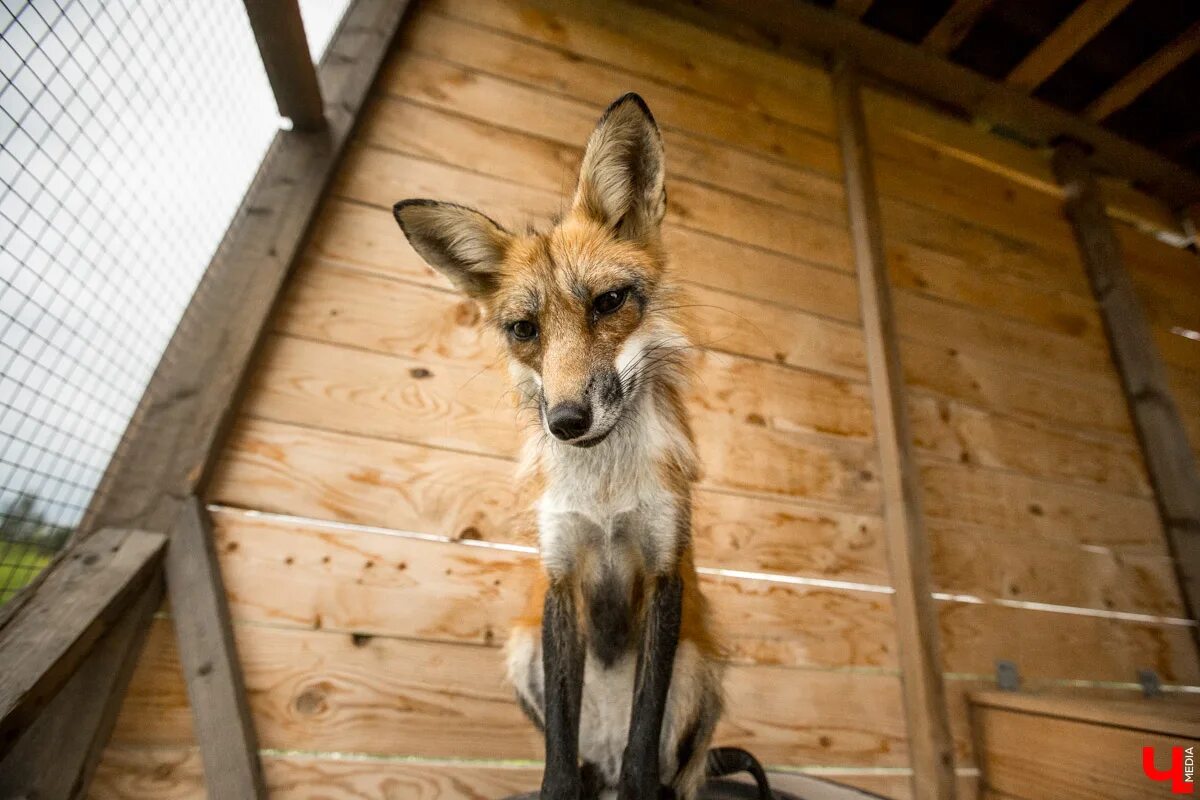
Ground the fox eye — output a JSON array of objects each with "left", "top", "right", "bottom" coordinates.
[
  {"left": 509, "top": 320, "right": 538, "bottom": 341},
  {"left": 593, "top": 287, "right": 628, "bottom": 316}
]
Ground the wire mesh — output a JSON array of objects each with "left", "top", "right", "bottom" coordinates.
[{"left": 0, "top": 0, "right": 350, "bottom": 605}]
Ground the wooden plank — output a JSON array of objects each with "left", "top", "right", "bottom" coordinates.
[
  {"left": 928, "top": 518, "right": 1184, "bottom": 617},
  {"left": 887, "top": 243, "right": 1104, "bottom": 345},
  {"left": 833, "top": 58, "right": 956, "bottom": 800},
  {"left": 401, "top": 3, "right": 838, "bottom": 144},
  {"left": 111, "top": 619, "right": 911, "bottom": 767},
  {"left": 92, "top": 749, "right": 984, "bottom": 800},
  {"left": 1054, "top": 142, "right": 1200, "bottom": 629},
  {"left": 425, "top": 0, "right": 837, "bottom": 136},
  {"left": 336, "top": 135, "right": 852, "bottom": 271},
  {"left": 242, "top": 0, "right": 324, "bottom": 130},
  {"left": 0, "top": 577, "right": 161, "bottom": 800},
  {"left": 1085, "top": 19, "right": 1200, "bottom": 121},
  {"left": 970, "top": 690, "right": 1200, "bottom": 737},
  {"left": 974, "top": 707, "right": 1184, "bottom": 800},
  {"left": 919, "top": 460, "right": 1164, "bottom": 552},
  {"left": 307, "top": 195, "right": 863, "bottom": 324},
  {"left": 206, "top": 508, "right": 898, "bottom": 670},
  {"left": 922, "top": 0, "right": 994, "bottom": 55},
  {"left": 165, "top": 498, "right": 266, "bottom": 798},
  {"left": 93, "top": 748, "right": 545, "bottom": 800},
  {"left": 938, "top": 601, "right": 1200, "bottom": 684},
  {"left": 899, "top": 339, "right": 1133, "bottom": 442},
  {"left": 908, "top": 394, "right": 1150, "bottom": 497},
  {"left": 1004, "top": 0, "right": 1132, "bottom": 92},
  {"left": 638, "top": 0, "right": 1200, "bottom": 207},
  {"left": 0, "top": 527, "right": 165, "bottom": 758},
  {"left": 895, "top": 291, "right": 1114, "bottom": 385},
  {"left": 277, "top": 258, "right": 869, "bottom": 382}
]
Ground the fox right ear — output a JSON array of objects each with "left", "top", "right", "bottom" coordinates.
[{"left": 393, "top": 200, "right": 512, "bottom": 299}]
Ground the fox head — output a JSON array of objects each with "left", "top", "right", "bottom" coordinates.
[{"left": 394, "top": 93, "right": 687, "bottom": 448}]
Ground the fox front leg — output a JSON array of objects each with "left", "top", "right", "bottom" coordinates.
[
  {"left": 541, "top": 580, "right": 586, "bottom": 800},
  {"left": 619, "top": 573, "right": 683, "bottom": 800}
]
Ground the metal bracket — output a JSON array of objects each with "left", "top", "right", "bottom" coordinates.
[
  {"left": 996, "top": 660, "right": 1020, "bottom": 692},
  {"left": 1138, "top": 669, "right": 1162, "bottom": 697}
]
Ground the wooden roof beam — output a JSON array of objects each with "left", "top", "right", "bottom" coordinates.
[
  {"left": 922, "top": 0, "right": 995, "bottom": 56},
  {"left": 1084, "top": 19, "right": 1200, "bottom": 121},
  {"left": 1006, "top": 0, "right": 1132, "bottom": 93}
]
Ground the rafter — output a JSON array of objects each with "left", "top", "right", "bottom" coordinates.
[
  {"left": 834, "top": 0, "right": 873, "bottom": 20},
  {"left": 922, "top": 0, "right": 994, "bottom": 55},
  {"left": 1085, "top": 19, "right": 1200, "bottom": 121},
  {"left": 1006, "top": 0, "right": 1132, "bottom": 92}
]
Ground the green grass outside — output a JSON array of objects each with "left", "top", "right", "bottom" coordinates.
[{"left": 0, "top": 541, "right": 53, "bottom": 605}]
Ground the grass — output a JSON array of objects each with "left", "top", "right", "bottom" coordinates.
[{"left": 0, "top": 541, "right": 53, "bottom": 605}]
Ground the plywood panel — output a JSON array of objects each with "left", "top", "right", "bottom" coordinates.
[
  {"left": 928, "top": 519, "right": 1184, "bottom": 617},
  {"left": 918, "top": 460, "right": 1164, "bottom": 551},
  {"left": 278, "top": 259, "right": 869, "bottom": 382},
  {"left": 937, "top": 601, "right": 1199, "bottom": 684},
  {"left": 426, "top": 0, "right": 836, "bottom": 138},
  {"left": 307, "top": 196, "right": 863, "bottom": 323},
  {"left": 908, "top": 394, "right": 1149, "bottom": 497},
  {"left": 207, "top": 508, "right": 899, "bottom": 670},
  {"left": 112, "top": 620, "right": 911, "bottom": 767},
  {"left": 93, "top": 748, "right": 544, "bottom": 800},
  {"left": 900, "top": 339, "right": 1132, "bottom": 441}
]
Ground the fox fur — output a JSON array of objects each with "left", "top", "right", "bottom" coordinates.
[{"left": 394, "top": 93, "right": 724, "bottom": 800}]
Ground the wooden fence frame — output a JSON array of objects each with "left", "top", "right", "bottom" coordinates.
[{"left": 0, "top": 1, "right": 1195, "bottom": 798}]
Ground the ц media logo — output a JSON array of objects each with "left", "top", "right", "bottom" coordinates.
[{"left": 1144, "top": 747, "right": 1197, "bottom": 795}]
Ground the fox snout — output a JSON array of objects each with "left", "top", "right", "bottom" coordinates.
[
  {"left": 542, "top": 368, "right": 625, "bottom": 445},
  {"left": 546, "top": 401, "right": 591, "bottom": 441}
]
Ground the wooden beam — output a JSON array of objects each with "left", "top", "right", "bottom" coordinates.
[
  {"left": 243, "top": 0, "right": 325, "bottom": 131},
  {"left": 1084, "top": 19, "right": 1200, "bottom": 121},
  {"left": 832, "top": 56, "right": 957, "bottom": 800},
  {"left": 0, "top": 575, "right": 162, "bottom": 799},
  {"left": 1053, "top": 141, "right": 1200, "bottom": 639},
  {"left": 1005, "top": 0, "right": 1132, "bottom": 93},
  {"left": 0, "top": 527, "right": 165, "bottom": 758},
  {"left": 637, "top": 0, "right": 1200, "bottom": 208},
  {"left": 834, "top": 0, "right": 873, "bottom": 19},
  {"left": 167, "top": 497, "right": 266, "bottom": 797},
  {"left": 922, "top": 0, "right": 994, "bottom": 56}
]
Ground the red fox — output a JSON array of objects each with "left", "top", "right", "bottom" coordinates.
[{"left": 394, "top": 94, "right": 769, "bottom": 800}]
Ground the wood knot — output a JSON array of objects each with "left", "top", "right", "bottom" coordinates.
[
  {"left": 409, "top": 367, "right": 433, "bottom": 379},
  {"left": 458, "top": 526, "right": 482, "bottom": 541},
  {"left": 351, "top": 632, "right": 373, "bottom": 648},
  {"left": 294, "top": 683, "right": 331, "bottom": 715},
  {"left": 454, "top": 301, "right": 481, "bottom": 326}
]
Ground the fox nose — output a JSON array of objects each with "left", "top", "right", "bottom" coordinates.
[{"left": 547, "top": 402, "right": 592, "bottom": 441}]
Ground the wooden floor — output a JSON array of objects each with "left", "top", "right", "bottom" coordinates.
[{"left": 90, "top": 0, "right": 1200, "bottom": 798}]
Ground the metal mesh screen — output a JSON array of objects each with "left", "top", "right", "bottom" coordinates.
[{"left": 0, "top": 0, "right": 349, "bottom": 604}]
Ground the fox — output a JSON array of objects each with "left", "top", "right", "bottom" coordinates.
[{"left": 393, "top": 94, "right": 770, "bottom": 800}]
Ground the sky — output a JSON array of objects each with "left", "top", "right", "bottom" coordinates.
[{"left": 0, "top": 0, "right": 350, "bottom": 534}]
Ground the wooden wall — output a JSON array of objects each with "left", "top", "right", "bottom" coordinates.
[{"left": 89, "top": 0, "right": 1198, "bottom": 798}]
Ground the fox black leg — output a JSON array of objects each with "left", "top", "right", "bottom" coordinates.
[
  {"left": 619, "top": 573, "right": 683, "bottom": 800},
  {"left": 541, "top": 581, "right": 586, "bottom": 800}
]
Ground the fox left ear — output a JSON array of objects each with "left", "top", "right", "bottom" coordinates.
[
  {"left": 572, "top": 93, "right": 666, "bottom": 241},
  {"left": 393, "top": 199, "right": 512, "bottom": 299}
]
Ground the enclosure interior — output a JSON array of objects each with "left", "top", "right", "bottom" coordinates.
[{"left": 89, "top": 0, "right": 1200, "bottom": 797}]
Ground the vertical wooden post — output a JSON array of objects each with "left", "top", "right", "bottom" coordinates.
[
  {"left": 1053, "top": 142, "right": 1200, "bottom": 632},
  {"left": 167, "top": 497, "right": 268, "bottom": 798},
  {"left": 832, "top": 56, "right": 957, "bottom": 800},
  {"left": 244, "top": 0, "right": 326, "bottom": 131}
]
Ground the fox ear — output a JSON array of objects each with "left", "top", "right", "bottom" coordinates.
[
  {"left": 393, "top": 200, "right": 512, "bottom": 298},
  {"left": 572, "top": 93, "right": 666, "bottom": 241}
]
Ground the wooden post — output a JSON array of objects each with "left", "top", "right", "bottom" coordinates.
[
  {"left": 167, "top": 497, "right": 267, "bottom": 798},
  {"left": 0, "top": 576, "right": 162, "bottom": 799},
  {"left": 243, "top": 0, "right": 326, "bottom": 131},
  {"left": 832, "top": 56, "right": 957, "bottom": 800},
  {"left": 1053, "top": 142, "right": 1200, "bottom": 633},
  {"left": 0, "top": 528, "right": 165, "bottom": 758}
]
